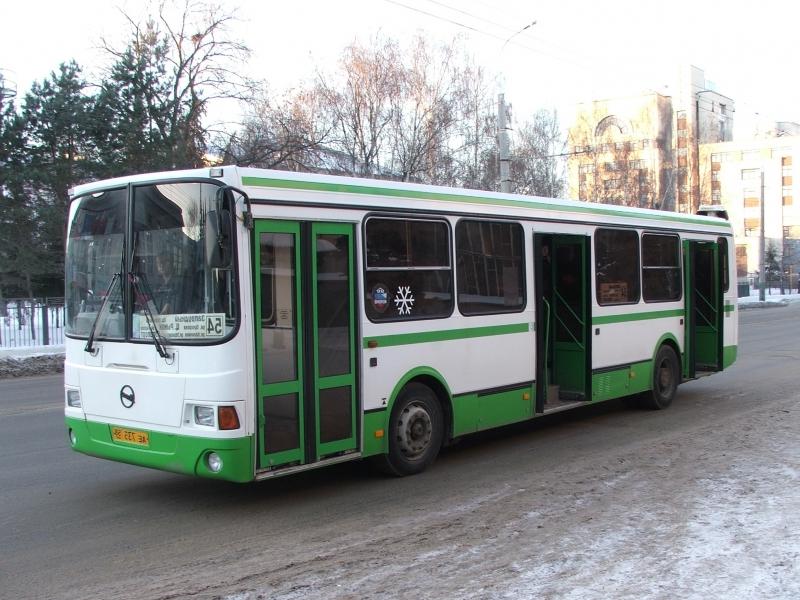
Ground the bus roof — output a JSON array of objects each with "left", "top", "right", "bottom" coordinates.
[{"left": 71, "top": 166, "right": 732, "bottom": 233}]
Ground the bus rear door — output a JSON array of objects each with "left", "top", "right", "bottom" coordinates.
[{"left": 683, "top": 240, "right": 723, "bottom": 378}]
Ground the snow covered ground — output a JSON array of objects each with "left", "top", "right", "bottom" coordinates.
[{"left": 738, "top": 289, "right": 800, "bottom": 308}]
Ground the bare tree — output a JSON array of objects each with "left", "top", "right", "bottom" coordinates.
[
  {"left": 315, "top": 36, "right": 402, "bottom": 176},
  {"left": 218, "top": 86, "right": 331, "bottom": 170},
  {"left": 102, "top": 0, "right": 254, "bottom": 168},
  {"left": 388, "top": 35, "right": 459, "bottom": 182},
  {"left": 448, "top": 58, "right": 497, "bottom": 190},
  {"left": 510, "top": 109, "right": 566, "bottom": 197}
]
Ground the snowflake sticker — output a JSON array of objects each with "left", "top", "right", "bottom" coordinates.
[{"left": 394, "top": 285, "right": 415, "bottom": 315}]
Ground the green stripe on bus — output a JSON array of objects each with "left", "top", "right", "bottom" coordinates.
[
  {"left": 592, "top": 309, "right": 684, "bottom": 325},
  {"left": 363, "top": 322, "right": 529, "bottom": 348},
  {"left": 241, "top": 176, "right": 731, "bottom": 229}
]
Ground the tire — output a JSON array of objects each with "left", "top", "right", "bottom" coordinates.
[
  {"left": 371, "top": 382, "right": 444, "bottom": 476},
  {"left": 641, "top": 345, "right": 680, "bottom": 410}
]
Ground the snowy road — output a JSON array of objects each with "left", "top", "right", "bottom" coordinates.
[{"left": 1, "top": 304, "right": 798, "bottom": 599}]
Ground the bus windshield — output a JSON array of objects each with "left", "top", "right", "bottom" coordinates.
[{"left": 66, "top": 181, "right": 238, "bottom": 344}]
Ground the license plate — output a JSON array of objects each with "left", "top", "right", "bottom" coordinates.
[{"left": 111, "top": 426, "right": 150, "bottom": 447}]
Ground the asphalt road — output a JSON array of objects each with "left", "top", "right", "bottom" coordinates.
[{"left": 1, "top": 304, "right": 798, "bottom": 599}]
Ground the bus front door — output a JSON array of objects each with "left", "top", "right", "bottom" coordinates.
[
  {"left": 254, "top": 221, "right": 358, "bottom": 471},
  {"left": 683, "top": 240, "right": 723, "bottom": 378},
  {"left": 535, "top": 233, "right": 591, "bottom": 411}
]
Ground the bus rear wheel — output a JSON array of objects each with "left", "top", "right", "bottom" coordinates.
[
  {"left": 641, "top": 345, "right": 680, "bottom": 410},
  {"left": 372, "top": 382, "right": 443, "bottom": 476}
]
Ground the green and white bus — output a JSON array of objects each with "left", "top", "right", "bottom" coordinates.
[{"left": 64, "top": 167, "right": 737, "bottom": 482}]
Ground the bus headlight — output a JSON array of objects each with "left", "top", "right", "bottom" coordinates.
[
  {"left": 207, "top": 452, "right": 223, "bottom": 473},
  {"left": 194, "top": 405, "right": 215, "bottom": 427},
  {"left": 66, "top": 389, "right": 82, "bottom": 408}
]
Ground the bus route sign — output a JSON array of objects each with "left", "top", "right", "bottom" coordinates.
[{"left": 133, "top": 313, "right": 226, "bottom": 339}]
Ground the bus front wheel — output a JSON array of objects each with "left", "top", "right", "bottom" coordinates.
[
  {"left": 642, "top": 345, "right": 680, "bottom": 410},
  {"left": 373, "top": 382, "right": 444, "bottom": 476}
]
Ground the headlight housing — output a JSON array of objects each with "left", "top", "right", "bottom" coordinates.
[
  {"left": 66, "top": 389, "right": 82, "bottom": 408},
  {"left": 194, "top": 405, "right": 215, "bottom": 427}
]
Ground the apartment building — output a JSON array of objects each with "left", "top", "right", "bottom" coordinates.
[
  {"left": 567, "top": 66, "right": 733, "bottom": 214},
  {"left": 700, "top": 137, "right": 800, "bottom": 283}
]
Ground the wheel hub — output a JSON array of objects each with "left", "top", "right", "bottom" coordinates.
[{"left": 397, "top": 403, "right": 432, "bottom": 458}]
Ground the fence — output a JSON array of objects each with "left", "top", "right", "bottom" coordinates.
[{"left": 0, "top": 298, "right": 65, "bottom": 348}]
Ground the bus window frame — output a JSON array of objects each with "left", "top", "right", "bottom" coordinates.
[
  {"left": 362, "top": 213, "right": 454, "bottom": 324},
  {"left": 454, "top": 217, "right": 527, "bottom": 317},
  {"left": 594, "top": 227, "right": 642, "bottom": 307},
  {"left": 641, "top": 232, "right": 683, "bottom": 304}
]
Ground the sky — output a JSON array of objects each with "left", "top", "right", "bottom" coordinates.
[{"left": 1, "top": 0, "right": 798, "bottom": 137}]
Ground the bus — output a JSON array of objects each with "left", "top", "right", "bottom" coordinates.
[{"left": 64, "top": 167, "right": 737, "bottom": 482}]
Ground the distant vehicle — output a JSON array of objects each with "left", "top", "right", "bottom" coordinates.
[{"left": 64, "top": 167, "right": 737, "bottom": 482}]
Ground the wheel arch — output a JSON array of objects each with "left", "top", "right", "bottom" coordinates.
[
  {"left": 387, "top": 367, "right": 453, "bottom": 441},
  {"left": 653, "top": 333, "right": 681, "bottom": 375}
]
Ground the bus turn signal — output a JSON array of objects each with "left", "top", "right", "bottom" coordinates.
[{"left": 218, "top": 406, "right": 240, "bottom": 430}]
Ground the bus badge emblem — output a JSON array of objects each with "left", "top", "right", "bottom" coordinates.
[
  {"left": 120, "top": 385, "right": 136, "bottom": 409},
  {"left": 371, "top": 285, "right": 388, "bottom": 313}
]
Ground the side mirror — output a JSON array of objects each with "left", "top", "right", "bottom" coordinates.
[{"left": 205, "top": 209, "right": 232, "bottom": 268}]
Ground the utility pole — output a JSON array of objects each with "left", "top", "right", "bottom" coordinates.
[
  {"left": 759, "top": 169, "right": 766, "bottom": 301},
  {"left": 497, "top": 20, "right": 536, "bottom": 194},
  {"left": 498, "top": 93, "right": 511, "bottom": 193}
]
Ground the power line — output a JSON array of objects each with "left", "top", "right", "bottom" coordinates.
[
  {"left": 382, "top": 0, "right": 595, "bottom": 72},
  {"left": 422, "top": 0, "right": 536, "bottom": 41},
  {"left": 383, "top": 0, "right": 509, "bottom": 42}
]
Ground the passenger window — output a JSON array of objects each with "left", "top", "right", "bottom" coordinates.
[
  {"left": 456, "top": 220, "right": 525, "bottom": 315},
  {"left": 642, "top": 234, "right": 682, "bottom": 302},
  {"left": 595, "top": 228, "right": 640, "bottom": 305},
  {"left": 364, "top": 217, "right": 453, "bottom": 321}
]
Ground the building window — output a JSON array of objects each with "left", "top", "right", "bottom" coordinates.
[
  {"left": 744, "top": 218, "right": 760, "bottom": 236},
  {"left": 711, "top": 171, "right": 721, "bottom": 181},
  {"left": 735, "top": 245, "right": 748, "bottom": 277},
  {"left": 579, "top": 164, "right": 595, "bottom": 174},
  {"left": 741, "top": 168, "right": 760, "bottom": 181},
  {"left": 456, "top": 220, "right": 525, "bottom": 316},
  {"left": 642, "top": 234, "right": 681, "bottom": 302},
  {"left": 742, "top": 150, "right": 761, "bottom": 162},
  {"left": 677, "top": 148, "right": 688, "bottom": 157},
  {"left": 604, "top": 178, "right": 621, "bottom": 190},
  {"left": 744, "top": 197, "right": 760, "bottom": 208},
  {"left": 711, "top": 190, "right": 721, "bottom": 202},
  {"left": 784, "top": 195, "right": 793, "bottom": 206},
  {"left": 595, "top": 228, "right": 640, "bottom": 305},
  {"left": 782, "top": 156, "right": 793, "bottom": 166},
  {"left": 364, "top": 217, "right": 453, "bottom": 321}
]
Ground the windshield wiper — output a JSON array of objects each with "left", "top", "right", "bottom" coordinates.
[
  {"left": 84, "top": 272, "right": 121, "bottom": 355},
  {"left": 129, "top": 271, "right": 171, "bottom": 359}
]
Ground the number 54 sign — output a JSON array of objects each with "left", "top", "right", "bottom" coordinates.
[{"left": 206, "top": 315, "right": 224, "bottom": 336}]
